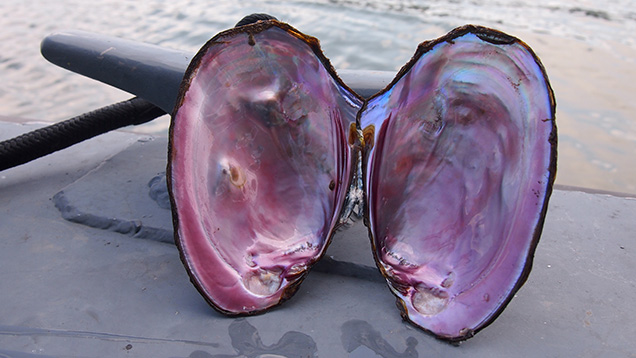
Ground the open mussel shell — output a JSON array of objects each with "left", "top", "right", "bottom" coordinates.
[
  {"left": 168, "top": 21, "right": 362, "bottom": 315},
  {"left": 169, "top": 19, "right": 557, "bottom": 342},
  {"left": 362, "top": 25, "right": 556, "bottom": 341}
]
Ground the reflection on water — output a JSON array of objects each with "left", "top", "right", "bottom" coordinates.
[{"left": 0, "top": 0, "right": 635, "bottom": 194}]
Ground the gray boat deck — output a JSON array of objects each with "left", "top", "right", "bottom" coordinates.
[{"left": 1, "top": 121, "right": 634, "bottom": 357}]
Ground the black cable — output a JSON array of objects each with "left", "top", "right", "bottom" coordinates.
[
  {"left": 0, "top": 13, "right": 277, "bottom": 172},
  {"left": 0, "top": 97, "right": 165, "bottom": 171}
]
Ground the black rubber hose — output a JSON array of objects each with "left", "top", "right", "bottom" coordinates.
[
  {"left": 0, "top": 13, "right": 277, "bottom": 172},
  {"left": 0, "top": 97, "right": 165, "bottom": 171}
]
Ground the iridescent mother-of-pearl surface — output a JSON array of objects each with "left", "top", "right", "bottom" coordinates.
[
  {"left": 169, "top": 23, "right": 361, "bottom": 314},
  {"left": 362, "top": 28, "right": 556, "bottom": 340},
  {"left": 169, "top": 21, "right": 556, "bottom": 342}
]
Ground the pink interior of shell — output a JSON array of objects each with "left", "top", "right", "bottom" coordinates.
[
  {"left": 170, "top": 25, "right": 360, "bottom": 313},
  {"left": 363, "top": 32, "right": 555, "bottom": 339},
  {"left": 170, "top": 22, "right": 555, "bottom": 340}
]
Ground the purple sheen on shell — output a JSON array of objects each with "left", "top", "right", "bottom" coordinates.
[
  {"left": 362, "top": 26, "right": 556, "bottom": 341},
  {"left": 168, "top": 21, "right": 361, "bottom": 315},
  {"left": 168, "top": 19, "right": 557, "bottom": 342}
]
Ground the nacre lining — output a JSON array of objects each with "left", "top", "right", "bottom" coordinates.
[
  {"left": 169, "top": 22, "right": 361, "bottom": 314},
  {"left": 168, "top": 21, "right": 556, "bottom": 342},
  {"left": 363, "top": 29, "right": 555, "bottom": 340}
]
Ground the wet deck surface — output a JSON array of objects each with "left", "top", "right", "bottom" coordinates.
[{"left": 1, "top": 121, "right": 634, "bottom": 357}]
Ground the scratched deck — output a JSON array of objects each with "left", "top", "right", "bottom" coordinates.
[{"left": 0, "top": 120, "right": 634, "bottom": 357}]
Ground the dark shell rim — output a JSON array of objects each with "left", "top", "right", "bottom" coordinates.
[
  {"left": 166, "top": 19, "right": 358, "bottom": 316},
  {"left": 361, "top": 25, "right": 557, "bottom": 343}
]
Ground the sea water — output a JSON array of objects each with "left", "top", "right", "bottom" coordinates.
[{"left": 1, "top": 0, "right": 635, "bottom": 194}]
